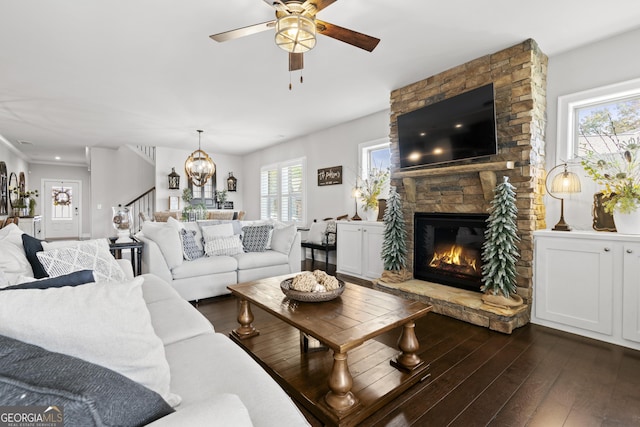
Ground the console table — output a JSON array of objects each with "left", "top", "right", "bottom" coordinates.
[{"left": 108, "top": 237, "right": 144, "bottom": 276}]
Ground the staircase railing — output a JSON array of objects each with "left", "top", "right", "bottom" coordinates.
[{"left": 125, "top": 187, "right": 156, "bottom": 232}]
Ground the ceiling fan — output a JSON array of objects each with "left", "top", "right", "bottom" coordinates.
[{"left": 210, "top": 0, "right": 380, "bottom": 88}]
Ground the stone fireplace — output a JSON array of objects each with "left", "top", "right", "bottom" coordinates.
[{"left": 375, "top": 39, "right": 548, "bottom": 333}]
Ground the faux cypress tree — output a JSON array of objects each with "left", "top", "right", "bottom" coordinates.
[
  {"left": 481, "top": 176, "right": 520, "bottom": 298},
  {"left": 381, "top": 186, "right": 408, "bottom": 276}
]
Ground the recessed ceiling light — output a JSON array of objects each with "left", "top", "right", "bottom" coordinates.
[
  {"left": 55, "top": 156, "right": 61, "bottom": 160},
  {"left": 454, "top": 123, "right": 463, "bottom": 128},
  {"left": 433, "top": 147, "right": 444, "bottom": 155},
  {"left": 419, "top": 132, "right": 426, "bottom": 137}
]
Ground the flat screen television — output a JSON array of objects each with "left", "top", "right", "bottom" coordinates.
[{"left": 397, "top": 83, "right": 497, "bottom": 169}]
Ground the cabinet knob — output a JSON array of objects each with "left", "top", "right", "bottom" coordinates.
[
  {"left": 604, "top": 247, "right": 611, "bottom": 252},
  {"left": 364, "top": 229, "right": 367, "bottom": 232},
  {"left": 627, "top": 249, "right": 634, "bottom": 254}
]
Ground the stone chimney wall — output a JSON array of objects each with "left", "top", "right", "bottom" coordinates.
[{"left": 389, "top": 39, "right": 548, "bottom": 302}]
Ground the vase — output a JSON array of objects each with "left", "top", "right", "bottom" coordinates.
[
  {"left": 613, "top": 211, "right": 640, "bottom": 234},
  {"left": 365, "top": 206, "right": 379, "bottom": 222}
]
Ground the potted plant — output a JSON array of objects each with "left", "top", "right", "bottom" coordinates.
[
  {"left": 380, "top": 186, "right": 411, "bottom": 283},
  {"left": 480, "top": 176, "right": 523, "bottom": 308},
  {"left": 581, "top": 135, "right": 640, "bottom": 233},
  {"left": 215, "top": 189, "right": 228, "bottom": 209},
  {"left": 9, "top": 186, "right": 38, "bottom": 217},
  {"left": 359, "top": 168, "right": 389, "bottom": 221}
]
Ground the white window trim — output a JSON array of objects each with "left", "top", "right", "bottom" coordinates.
[
  {"left": 557, "top": 77, "right": 640, "bottom": 162},
  {"left": 358, "top": 137, "right": 390, "bottom": 181},
  {"left": 260, "top": 157, "right": 307, "bottom": 225}
]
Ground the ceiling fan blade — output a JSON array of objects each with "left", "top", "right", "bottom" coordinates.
[
  {"left": 289, "top": 52, "right": 304, "bottom": 71},
  {"left": 210, "top": 20, "right": 276, "bottom": 42},
  {"left": 303, "top": 0, "right": 337, "bottom": 13},
  {"left": 316, "top": 20, "right": 380, "bottom": 52}
]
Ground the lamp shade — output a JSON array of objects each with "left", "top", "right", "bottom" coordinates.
[
  {"left": 275, "top": 14, "right": 317, "bottom": 53},
  {"left": 185, "top": 130, "right": 215, "bottom": 187},
  {"left": 550, "top": 169, "right": 581, "bottom": 194}
]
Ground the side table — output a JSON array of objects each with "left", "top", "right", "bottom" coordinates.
[{"left": 108, "top": 237, "right": 144, "bottom": 276}]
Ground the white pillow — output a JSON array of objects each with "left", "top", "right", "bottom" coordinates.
[
  {"left": 201, "top": 223, "right": 235, "bottom": 242},
  {"left": 142, "top": 222, "right": 183, "bottom": 269},
  {"left": 0, "top": 277, "right": 179, "bottom": 406},
  {"left": 306, "top": 221, "right": 327, "bottom": 244},
  {"left": 204, "top": 235, "right": 244, "bottom": 256},
  {"left": 166, "top": 216, "right": 184, "bottom": 231},
  {"left": 41, "top": 238, "right": 109, "bottom": 251},
  {"left": 0, "top": 223, "right": 25, "bottom": 248},
  {"left": 36, "top": 240, "right": 126, "bottom": 282},
  {"left": 270, "top": 224, "right": 297, "bottom": 255},
  {"left": 0, "top": 225, "right": 33, "bottom": 286}
]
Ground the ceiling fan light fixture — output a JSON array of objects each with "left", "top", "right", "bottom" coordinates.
[
  {"left": 275, "top": 14, "right": 317, "bottom": 53},
  {"left": 185, "top": 130, "right": 215, "bottom": 187}
]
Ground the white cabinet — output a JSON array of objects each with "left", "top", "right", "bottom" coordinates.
[
  {"left": 533, "top": 230, "right": 640, "bottom": 350},
  {"left": 18, "top": 215, "right": 42, "bottom": 239},
  {"left": 336, "top": 221, "right": 385, "bottom": 280},
  {"left": 622, "top": 243, "right": 640, "bottom": 343}
]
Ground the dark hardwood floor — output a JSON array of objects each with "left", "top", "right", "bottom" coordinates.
[{"left": 195, "top": 261, "right": 640, "bottom": 426}]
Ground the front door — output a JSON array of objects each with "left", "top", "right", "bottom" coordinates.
[{"left": 43, "top": 180, "right": 81, "bottom": 239}]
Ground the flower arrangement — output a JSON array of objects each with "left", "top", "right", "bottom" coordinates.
[
  {"left": 581, "top": 135, "right": 640, "bottom": 214},
  {"left": 9, "top": 186, "right": 38, "bottom": 208},
  {"left": 359, "top": 168, "right": 390, "bottom": 210}
]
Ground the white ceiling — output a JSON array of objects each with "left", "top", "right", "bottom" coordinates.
[{"left": 1, "top": 0, "right": 639, "bottom": 166}]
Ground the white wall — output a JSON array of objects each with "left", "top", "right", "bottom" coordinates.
[
  {"left": 155, "top": 147, "right": 244, "bottom": 213},
  {"left": 27, "top": 163, "right": 91, "bottom": 236},
  {"left": 0, "top": 139, "right": 29, "bottom": 220},
  {"left": 546, "top": 27, "right": 640, "bottom": 230},
  {"left": 90, "top": 146, "right": 155, "bottom": 238},
  {"left": 242, "top": 109, "right": 390, "bottom": 222}
]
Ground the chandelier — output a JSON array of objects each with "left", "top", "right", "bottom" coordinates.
[{"left": 184, "top": 130, "right": 215, "bottom": 187}]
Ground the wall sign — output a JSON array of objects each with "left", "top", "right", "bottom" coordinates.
[{"left": 317, "top": 166, "right": 342, "bottom": 186}]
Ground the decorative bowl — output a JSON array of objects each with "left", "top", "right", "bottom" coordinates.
[{"left": 280, "top": 278, "right": 345, "bottom": 302}]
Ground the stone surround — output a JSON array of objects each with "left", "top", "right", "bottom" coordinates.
[
  {"left": 374, "top": 279, "right": 529, "bottom": 334},
  {"left": 387, "top": 39, "right": 548, "bottom": 326}
]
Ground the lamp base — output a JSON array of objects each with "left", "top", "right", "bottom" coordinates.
[
  {"left": 351, "top": 213, "right": 362, "bottom": 221},
  {"left": 552, "top": 223, "right": 571, "bottom": 231}
]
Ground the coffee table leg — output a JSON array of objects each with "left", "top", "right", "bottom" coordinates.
[
  {"left": 325, "top": 351, "right": 358, "bottom": 413},
  {"left": 391, "top": 321, "right": 425, "bottom": 372},
  {"left": 232, "top": 299, "right": 260, "bottom": 340}
]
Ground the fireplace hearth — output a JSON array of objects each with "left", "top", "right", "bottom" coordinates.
[{"left": 414, "top": 213, "right": 488, "bottom": 292}]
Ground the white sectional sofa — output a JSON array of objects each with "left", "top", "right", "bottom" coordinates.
[
  {"left": 0, "top": 223, "right": 310, "bottom": 426},
  {"left": 137, "top": 218, "right": 301, "bottom": 301}
]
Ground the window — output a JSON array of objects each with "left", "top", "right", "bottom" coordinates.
[
  {"left": 260, "top": 158, "right": 306, "bottom": 224},
  {"left": 558, "top": 77, "right": 640, "bottom": 161},
  {"left": 189, "top": 175, "right": 216, "bottom": 208},
  {"left": 359, "top": 138, "right": 391, "bottom": 180}
]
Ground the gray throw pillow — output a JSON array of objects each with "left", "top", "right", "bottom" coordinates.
[
  {"left": 180, "top": 229, "right": 204, "bottom": 261},
  {"left": 0, "top": 334, "right": 173, "bottom": 427},
  {"left": 241, "top": 225, "right": 273, "bottom": 252}
]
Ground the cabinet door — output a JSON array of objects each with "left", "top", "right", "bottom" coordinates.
[
  {"left": 362, "top": 225, "right": 385, "bottom": 279},
  {"left": 337, "top": 224, "right": 363, "bottom": 276},
  {"left": 535, "top": 237, "right": 614, "bottom": 335},
  {"left": 623, "top": 243, "right": 640, "bottom": 343}
]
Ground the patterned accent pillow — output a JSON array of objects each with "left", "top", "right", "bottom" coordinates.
[
  {"left": 204, "top": 235, "right": 244, "bottom": 257},
  {"left": 325, "top": 220, "right": 337, "bottom": 245},
  {"left": 36, "top": 240, "right": 126, "bottom": 282},
  {"left": 180, "top": 229, "right": 204, "bottom": 261},
  {"left": 241, "top": 225, "right": 273, "bottom": 252}
]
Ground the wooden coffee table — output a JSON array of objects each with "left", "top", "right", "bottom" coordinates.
[{"left": 227, "top": 275, "right": 433, "bottom": 426}]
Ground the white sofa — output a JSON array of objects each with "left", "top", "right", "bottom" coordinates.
[
  {"left": 137, "top": 219, "right": 301, "bottom": 301},
  {"left": 143, "top": 273, "right": 309, "bottom": 426},
  {"left": 0, "top": 223, "right": 310, "bottom": 426}
]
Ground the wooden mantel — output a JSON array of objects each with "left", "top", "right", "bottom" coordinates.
[{"left": 395, "top": 161, "right": 516, "bottom": 203}]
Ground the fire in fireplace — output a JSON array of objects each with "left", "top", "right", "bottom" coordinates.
[{"left": 414, "top": 213, "right": 488, "bottom": 292}]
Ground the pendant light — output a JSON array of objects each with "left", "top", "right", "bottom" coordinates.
[{"left": 184, "top": 130, "right": 215, "bottom": 187}]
